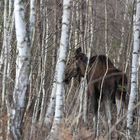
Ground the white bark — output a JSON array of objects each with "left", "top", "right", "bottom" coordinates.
[
  {"left": 44, "top": 62, "right": 58, "bottom": 129},
  {"left": 0, "top": 0, "right": 7, "bottom": 71},
  {"left": 11, "top": 0, "right": 30, "bottom": 139},
  {"left": 104, "top": 0, "right": 108, "bottom": 55},
  {"left": 139, "top": 54, "right": 140, "bottom": 67},
  {"left": 39, "top": 29, "right": 48, "bottom": 123},
  {"left": 9, "top": 0, "right": 14, "bottom": 16},
  {"left": 44, "top": 8, "right": 58, "bottom": 128},
  {"left": 44, "top": 81, "right": 57, "bottom": 127},
  {"left": 1, "top": 0, "right": 14, "bottom": 109},
  {"left": 29, "top": 0, "right": 36, "bottom": 41},
  {"left": 14, "top": 0, "right": 30, "bottom": 107},
  {"left": 78, "top": 78, "right": 85, "bottom": 122},
  {"left": 49, "top": 0, "right": 71, "bottom": 137},
  {"left": 1, "top": 2, "right": 14, "bottom": 100},
  {"left": 5, "top": 13, "right": 14, "bottom": 140},
  {"left": 26, "top": 0, "right": 36, "bottom": 116},
  {"left": 83, "top": 47, "right": 91, "bottom": 123},
  {"left": 0, "top": 0, "right": 14, "bottom": 139},
  {"left": 1, "top": 0, "right": 8, "bottom": 110},
  {"left": 117, "top": 0, "right": 128, "bottom": 64},
  {"left": 127, "top": 0, "right": 140, "bottom": 137}
]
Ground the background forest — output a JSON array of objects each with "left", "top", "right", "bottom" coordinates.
[{"left": 0, "top": 0, "right": 140, "bottom": 140}]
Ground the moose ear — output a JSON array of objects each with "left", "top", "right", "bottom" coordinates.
[{"left": 75, "top": 47, "right": 81, "bottom": 56}]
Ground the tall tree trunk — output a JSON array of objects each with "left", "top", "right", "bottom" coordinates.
[
  {"left": 10, "top": 0, "right": 30, "bottom": 139},
  {"left": 1, "top": 0, "right": 14, "bottom": 139},
  {"left": 44, "top": 62, "right": 58, "bottom": 129},
  {"left": 117, "top": 0, "right": 128, "bottom": 65},
  {"left": 29, "top": 0, "right": 36, "bottom": 42},
  {"left": 127, "top": 0, "right": 140, "bottom": 138},
  {"left": 1, "top": 0, "right": 8, "bottom": 108},
  {"left": 44, "top": 0, "right": 58, "bottom": 129},
  {"left": 48, "top": 0, "right": 71, "bottom": 138}
]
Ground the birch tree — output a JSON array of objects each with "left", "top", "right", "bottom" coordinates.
[
  {"left": 29, "top": 0, "right": 36, "bottom": 46},
  {"left": 127, "top": 0, "right": 140, "bottom": 138},
  {"left": 26, "top": 0, "right": 36, "bottom": 117},
  {"left": 117, "top": 0, "right": 128, "bottom": 64},
  {"left": 48, "top": 0, "right": 71, "bottom": 138},
  {"left": 1, "top": 0, "right": 14, "bottom": 108},
  {"left": 10, "top": 0, "right": 30, "bottom": 139},
  {"left": 44, "top": 62, "right": 58, "bottom": 129},
  {"left": 0, "top": 0, "right": 7, "bottom": 71},
  {"left": 44, "top": 0, "right": 60, "bottom": 128},
  {"left": 0, "top": 1, "right": 14, "bottom": 138}
]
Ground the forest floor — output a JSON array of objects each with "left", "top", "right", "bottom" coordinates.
[
  {"left": 0, "top": 108, "right": 139, "bottom": 140},
  {"left": 22, "top": 108, "right": 139, "bottom": 140}
]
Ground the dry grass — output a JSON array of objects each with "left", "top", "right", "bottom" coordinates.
[{"left": 15, "top": 110, "right": 140, "bottom": 140}]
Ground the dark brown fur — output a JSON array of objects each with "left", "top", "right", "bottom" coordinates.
[
  {"left": 87, "top": 55, "right": 128, "bottom": 111},
  {"left": 64, "top": 47, "right": 128, "bottom": 137},
  {"left": 64, "top": 48, "right": 127, "bottom": 105}
]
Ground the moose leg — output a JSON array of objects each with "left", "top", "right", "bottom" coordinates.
[
  {"left": 115, "top": 95, "right": 126, "bottom": 128},
  {"left": 115, "top": 96, "right": 122, "bottom": 120},
  {"left": 92, "top": 96, "right": 98, "bottom": 138},
  {"left": 88, "top": 85, "right": 98, "bottom": 137},
  {"left": 115, "top": 93, "right": 125, "bottom": 119},
  {"left": 104, "top": 98, "right": 112, "bottom": 140}
]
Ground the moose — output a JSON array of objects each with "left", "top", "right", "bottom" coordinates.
[{"left": 64, "top": 47, "right": 128, "bottom": 138}]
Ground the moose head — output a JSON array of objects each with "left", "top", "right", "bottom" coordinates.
[{"left": 64, "top": 47, "right": 87, "bottom": 84}]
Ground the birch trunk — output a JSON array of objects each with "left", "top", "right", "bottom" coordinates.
[
  {"left": 1, "top": 0, "right": 9, "bottom": 109},
  {"left": 127, "top": 0, "right": 140, "bottom": 137},
  {"left": 44, "top": 1, "right": 58, "bottom": 129},
  {"left": 48, "top": 0, "right": 71, "bottom": 138},
  {"left": 82, "top": 1, "right": 93, "bottom": 122},
  {"left": 26, "top": 0, "right": 36, "bottom": 117},
  {"left": 38, "top": 27, "right": 48, "bottom": 123},
  {"left": 1, "top": 0, "right": 14, "bottom": 138},
  {"left": 0, "top": 0, "right": 8, "bottom": 71},
  {"left": 44, "top": 62, "right": 58, "bottom": 129},
  {"left": 29, "top": 0, "right": 36, "bottom": 41},
  {"left": 38, "top": 0, "right": 48, "bottom": 123},
  {"left": 5, "top": 13, "right": 14, "bottom": 140},
  {"left": 117, "top": 0, "right": 128, "bottom": 64},
  {"left": 29, "top": 55, "right": 41, "bottom": 139},
  {"left": 10, "top": 0, "right": 30, "bottom": 139}
]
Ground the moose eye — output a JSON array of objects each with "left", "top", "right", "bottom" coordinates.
[
  {"left": 79, "top": 56, "right": 87, "bottom": 63},
  {"left": 79, "top": 57, "right": 83, "bottom": 60}
]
